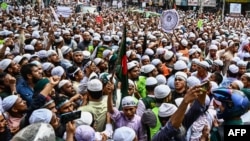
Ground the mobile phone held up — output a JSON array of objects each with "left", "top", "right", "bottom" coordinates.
[
  {"left": 200, "top": 81, "right": 210, "bottom": 92},
  {"left": 60, "top": 110, "right": 81, "bottom": 124}
]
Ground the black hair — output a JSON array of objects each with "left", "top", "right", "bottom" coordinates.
[
  {"left": 20, "top": 63, "right": 38, "bottom": 80},
  {"left": 67, "top": 65, "right": 79, "bottom": 81},
  {"left": 146, "top": 84, "right": 157, "bottom": 91},
  {"left": 0, "top": 72, "right": 8, "bottom": 86},
  {"left": 213, "top": 72, "right": 223, "bottom": 85},
  {"left": 87, "top": 90, "right": 103, "bottom": 99}
]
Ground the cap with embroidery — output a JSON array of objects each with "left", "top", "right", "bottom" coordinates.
[
  {"left": 61, "top": 46, "right": 72, "bottom": 55},
  {"left": 122, "top": 96, "right": 137, "bottom": 107},
  {"left": 175, "top": 71, "right": 187, "bottom": 81}
]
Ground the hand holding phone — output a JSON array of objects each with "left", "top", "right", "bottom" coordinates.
[
  {"left": 60, "top": 110, "right": 81, "bottom": 124},
  {"left": 200, "top": 81, "right": 210, "bottom": 92}
]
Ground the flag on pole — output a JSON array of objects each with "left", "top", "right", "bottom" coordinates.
[{"left": 117, "top": 25, "right": 128, "bottom": 109}]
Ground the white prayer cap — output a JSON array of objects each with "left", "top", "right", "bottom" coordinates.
[
  {"left": 209, "top": 44, "right": 218, "bottom": 50},
  {"left": 2, "top": 95, "right": 18, "bottom": 112},
  {"left": 158, "top": 103, "right": 177, "bottom": 117},
  {"left": 113, "top": 127, "right": 136, "bottom": 141},
  {"left": 37, "top": 50, "right": 48, "bottom": 59},
  {"left": 93, "top": 36, "right": 100, "bottom": 41},
  {"left": 13, "top": 55, "right": 24, "bottom": 64},
  {"left": 174, "top": 60, "right": 188, "bottom": 70},
  {"left": 189, "top": 48, "right": 197, "bottom": 55},
  {"left": 135, "top": 44, "right": 142, "bottom": 49},
  {"left": 142, "top": 64, "right": 155, "bottom": 74},
  {"left": 163, "top": 51, "right": 174, "bottom": 60},
  {"left": 103, "top": 35, "right": 111, "bottom": 42},
  {"left": 103, "top": 49, "right": 111, "bottom": 58},
  {"left": 145, "top": 48, "right": 154, "bottom": 56},
  {"left": 42, "top": 62, "right": 54, "bottom": 71},
  {"left": 175, "top": 71, "right": 187, "bottom": 81},
  {"left": 29, "top": 108, "right": 53, "bottom": 124},
  {"left": 82, "top": 51, "right": 91, "bottom": 59},
  {"left": 197, "top": 61, "right": 210, "bottom": 69},
  {"left": 75, "top": 111, "right": 93, "bottom": 127},
  {"left": 213, "top": 60, "right": 223, "bottom": 67},
  {"left": 228, "top": 64, "right": 239, "bottom": 74},
  {"left": 87, "top": 79, "right": 103, "bottom": 92},
  {"left": 237, "top": 60, "right": 247, "bottom": 67},
  {"left": 24, "top": 44, "right": 34, "bottom": 50},
  {"left": 58, "top": 80, "right": 70, "bottom": 89},
  {"left": 181, "top": 39, "right": 188, "bottom": 47},
  {"left": 61, "top": 46, "right": 72, "bottom": 55},
  {"left": 141, "top": 55, "right": 150, "bottom": 61},
  {"left": 151, "top": 59, "right": 162, "bottom": 66},
  {"left": 156, "top": 74, "right": 167, "bottom": 85},
  {"left": 126, "top": 50, "right": 132, "bottom": 58},
  {"left": 51, "top": 66, "right": 65, "bottom": 77},
  {"left": 127, "top": 62, "right": 137, "bottom": 71},
  {"left": 232, "top": 80, "right": 244, "bottom": 90},
  {"left": 0, "top": 59, "right": 12, "bottom": 71},
  {"left": 122, "top": 96, "right": 137, "bottom": 107},
  {"left": 156, "top": 48, "right": 166, "bottom": 56},
  {"left": 146, "top": 77, "right": 158, "bottom": 86},
  {"left": 154, "top": 84, "right": 171, "bottom": 99},
  {"left": 93, "top": 58, "right": 103, "bottom": 66},
  {"left": 187, "top": 76, "right": 201, "bottom": 88},
  {"left": 231, "top": 56, "right": 241, "bottom": 63},
  {"left": 221, "top": 41, "right": 228, "bottom": 47}
]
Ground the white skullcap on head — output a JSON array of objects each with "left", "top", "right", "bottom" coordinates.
[
  {"left": 209, "top": 44, "right": 218, "bottom": 50},
  {"left": 61, "top": 46, "right": 72, "bottom": 55},
  {"left": 158, "top": 103, "right": 177, "bottom": 117},
  {"left": 126, "top": 50, "right": 132, "bottom": 58},
  {"left": 192, "top": 44, "right": 199, "bottom": 49},
  {"left": 58, "top": 80, "right": 70, "bottom": 89},
  {"left": 154, "top": 84, "right": 171, "bottom": 99},
  {"left": 174, "top": 60, "right": 188, "bottom": 70},
  {"left": 2, "top": 95, "right": 18, "bottom": 112},
  {"left": 151, "top": 59, "right": 162, "bottom": 66},
  {"left": 244, "top": 73, "right": 250, "bottom": 78},
  {"left": 156, "top": 74, "right": 167, "bottom": 85},
  {"left": 146, "top": 77, "right": 158, "bottom": 86},
  {"left": 0, "top": 59, "right": 12, "bottom": 71},
  {"left": 189, "top": 48, "right": 197, "bottom": 55},
  {"left": 142, "top": 64, "right": 155, "bottom": 74},
  {"left": 75, "top": 125, "right": 95, "bottom": 141},
  {"left": 163, "top": 51, "right": 174, "bottom": 60},
  {"left": 102, "top": 49, "right": 111, "bottom": 58},
  {"left": 87, "top": 79, "right": 103, "bottom": 92},
  {"left": 221, "top": 41, "right": 228, "bottom": 47},
  {"left": 213, "top": 60, "right": 223, "bottom": 67},
  {"left": 51, "top": 66, "right": 65, "bottom": 77},
  {"left": 187, "top": 76, "right": 201, "bottom": 88},
  {"left": 197, "top": 61, "right": 210, "bottom": 69},
  {"left": 231, "top": 56, "right": 241, "bottom": 63},
  {"left": 122, "top": 96, "right": 137, "bottom": 107},
  {"left": 29, "top": 108, "right": 53, "bottom": 124},
  {"left": 75, "top": 111, "right": 93, "bottom": 127},
  {"left": 228, "top": 64, "right": 239, "bottom": 74},
  {"left": 127, "top": 62, "right": 137, "bottom": 70},
  {"left": 113, "top": 127, "right": 136, "bottom": 141},
  {"left": 145, "top": 48, "right": 154, "bottom": 56},
  {"left": 141, "top": 55, "right": 150, "bottom": 61},
  {"left": 82, "top": 51, "right": 91, "bottom": 59},
  {"left": 232, "top": 80, "right": 244, "bottom": 90},
  {"left": 175, "top": 71, "right": 187, "bottom": 81},
  {"left": 237, "top": 60, "right": 248, "bottom": 67},
  {"left": 181, "top": 39, "right": 188, "bottom": 47},
  {"left": 93, "top": 58, "right": 102, "bottom": 66},
  {"left": 128, "top": 79, "right": 134, "bottom": 86},
  {"left": 156, "top": 48, "right": 165, "bottom": 55}
]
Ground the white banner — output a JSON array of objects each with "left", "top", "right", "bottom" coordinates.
[
  {"left": 56, "top": 6, "right": 72, "bottom": 17},
  {"left": 230, "top": 3, "right": 241, "bottom": 14},
  {"left": 187, "top": 0, "right": 216, "bottom": 7}
]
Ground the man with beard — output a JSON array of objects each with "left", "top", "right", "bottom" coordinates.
[
  {"left": 47, "top": 50, "right": 61, "bottom": 66},
  {"left": 93, "top": 58, "right": 108, "bottom": 73},
  {"left": 0, "top": 58, "right": 21, "bottom": 80},
  {"left": 60, "top": 46, "right": 73, "bottom": 70},
  {"left": 72, "top": 49, "right": 84, "bottom": 70},
  {"left": 62, "top": 30, "right": 77, "bottom": 50},
  {"left": 16, "top": 63, "right": 43, "bottom": 106},
  {"left": 77, "top": 31, "right": 92, "bottom": 51},
  {"left": 58, "top": 80, "right": 77, "bottom": 98},
  {"left": 191, "top": 61, "right": 211, "bottom": 83},
  {"left": 2, "top": 95, "right": 28, "bottom": 134}
]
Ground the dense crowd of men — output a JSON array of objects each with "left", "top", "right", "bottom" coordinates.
[{"left": 0, "top": 1, "right": 250, "bottom": 141}]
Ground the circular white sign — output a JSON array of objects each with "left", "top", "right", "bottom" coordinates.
[{"left": 159, "top": 9, "right": 179, "bottom": 33}]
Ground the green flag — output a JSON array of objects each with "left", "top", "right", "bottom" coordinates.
[
  {"left": 117, "top": 25, "right": 128, "bottom": 109},
  {"left": 1, "top": 2, "right": 8, "bottom": 10}
]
